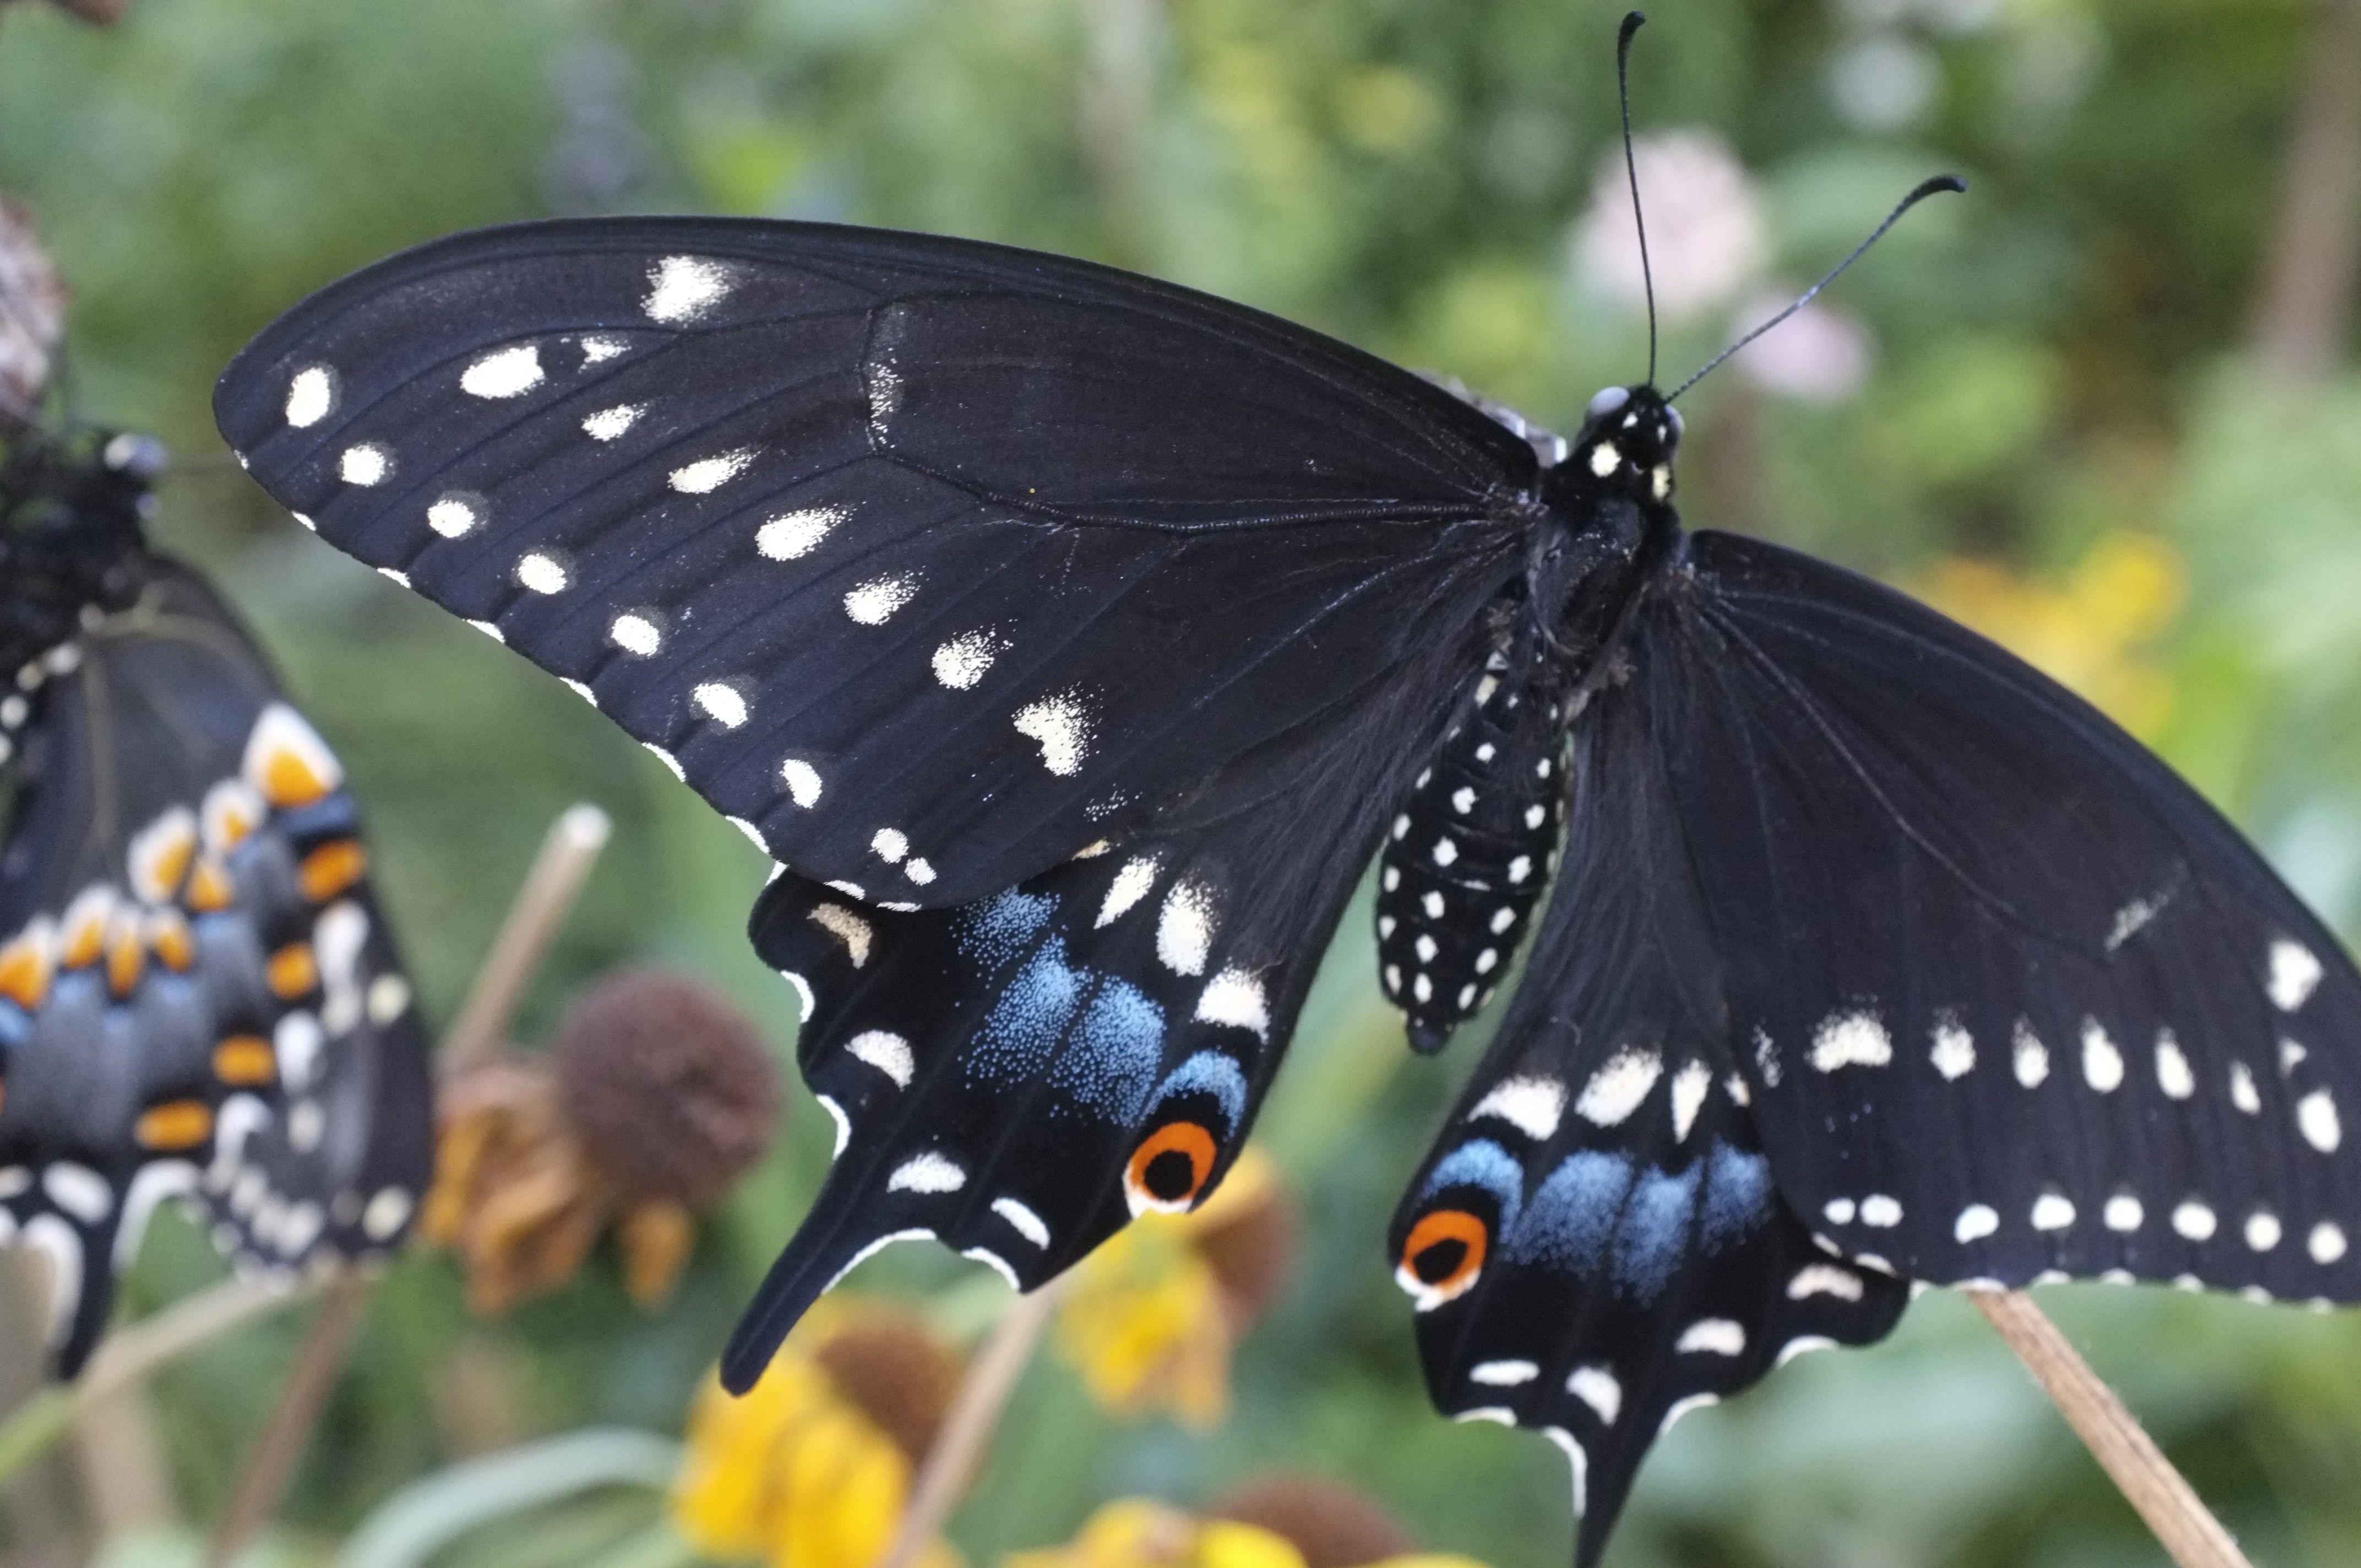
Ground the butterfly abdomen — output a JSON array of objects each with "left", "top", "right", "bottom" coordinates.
[{"left": 1376, "top": 647, "right": 1569, "bottom": 1053}]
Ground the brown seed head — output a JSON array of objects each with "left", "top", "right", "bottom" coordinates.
[
  {"left": 552, "top": 967, "right": 781, "bottom": 1207},
  {"left": 1211, "top": 1475, "right": 1410, "bottom": 1568},
  {"left": 810, "top": 1309, "right": 965, "bottom": 1466}
]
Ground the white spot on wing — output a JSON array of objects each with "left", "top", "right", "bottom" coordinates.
[
  {"left": 581, "top": 404, "right": 641, "bottom": 441},
  {"left": 1930, "top": 1014, "right": 1974, "bottom": 1080},
  {"left": 2012, "top": 1021, "right": 2048, "bottom": 1087},
  {"left": 2231, "top": 1061, "right": 2261, "bottom": 1114},
  {"left": 284, "top": 366, "right": 335, "bottom": 428},
  {"left": 670, "top": 449, "right": 755, "bottom": 494},
  {"left": 993, "top": 1197, "right": 1050, "bottom": 1248},
  {"left": 694, "top": 682, "right": 749, "bottom": 729},
  {"left": 756, "top": 507, "right": 842, "bottom": 560},
  {"left": 888, "top": 1152, "right": 966, "bottom": 1194},
  {"left": 2310, "top": 1220, "right": 2348, "bottom": 1264},
  {"left": 1157, "top": 880, "right": 1216, "bottom": 976},
  {"left": 1575, "top": 1048, "right": 1662, "bottom": 1127},
  {"left": 1675, "top": 1318, "right": 1745, "bottom": 1356},
  {"left": 779, "top": 759, "right": 823, "bottom": 808},
  {"left": 2270, "top": 939, "right": 2324, "bottom": 1011},
  {"left": 844, "top": 575, "right": 918, "bottom": 625},
  {"left": 1013, "top": 692, "right": 1093, "bottom": 777},
  {"left": 1955, "top": 1203, "right": 1999, "bottom": 1243},
  {"left": 43, "top": 1163, "right": 112, "bottom": 1224},
  {"left": 339, "top": 444, "right": 390, "bottom": 486},
  {"left": 427, "top": 494, "right": 481, "bottom": 537},
  {"left": 808, "top": 904, "right": 873, "bottom": 967},
  {"left": 847, "top": 1030, "right": 915, "bottom": 1088},
  {"left": 1566, "top": 1364, "right": 1622, "bottom": 1424},
  {"left": 1811, "top": 1010, "right": 1891, "bottom": 1072},
  {"left": 2031, "top": 1192, "right": 2076, "bottom": 1231},
  {"left": 1788, "top": 1265, "right": 1864, "bottom": 1301},
  {"left": 515, "top": 552, "right": 569, "bottom": 594},
  {"left": 610, "top": 612, "right": 662, "bottom": 655},
  {"left": 2172, "top": 1200, "right": 2217, "bottom": 1241},
  {"left": 1859, "top": 1195, "right": 1901, "bottom": 1228},
  {"left": 2299, "top": 1088, "right": 2341, "bottom": 1152},
  {"left": 460, "top": 344, "right": 545, "bottom": 399},
  {"left": 1096, "top": 856, "right": 1160, "bottom": 928},
  {"left": 1669, "top": 1059, "right": 1711, "bottom": 1142},
  {"left": 2104, "top": 1194, "right": 2143, "bottom": 1232},
  {"left": 932, "top": 629, "right": 1000, "bottom": 690},
  {"left": 643, "top": 255, "right": 733, "bottom": 323},
  {"left": 2081, "top": 1019, "right": 2124, "bottom": 1092},
  {"left": 2156, "top": 1032, "right": 2195, "bottom": 1098},
  {"left": 1470, "top": 1076, "right": 1565, "bottom": 1141},
  {"left": 1195, "top": 969, "right": 1270, "bottom": 1040}
]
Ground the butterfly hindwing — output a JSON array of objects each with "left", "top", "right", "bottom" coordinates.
[
  {"left": 1391, "top": 657, "right": 1908, "bottom": 1568},
  {"left": 1638, "top": 530, "right": 2361, "bottom": 1299},
  {"left": 213, "top": 218, "right": 1539, "bottom": 909},
  {"left": 723, "top": 609, "right": 1494, "bottom": 1392},
  {"left": 0, "top": 550, "right": 431, "bottom": 1374}
]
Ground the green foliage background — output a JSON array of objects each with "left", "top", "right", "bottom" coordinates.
[{"left": 8, "top": 0, "right": 2361, "bottom": 1564}]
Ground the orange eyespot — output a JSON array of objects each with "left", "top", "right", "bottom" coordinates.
[
  {"left": 135, "top": 1099, "right": 213, "bottom": 1151},
  {"left": 1124, "top": 1120, "right": 1219, "bottom": 1216},
  {"left": 1396, "top": 1208, "right": 1489, "bottom": 1310},
  {"left": 214, "top": 1035, "right": 276, "bottom": 1086},
  {"left": 266, "top": 941, "right": 318, "bottom": 1000}
]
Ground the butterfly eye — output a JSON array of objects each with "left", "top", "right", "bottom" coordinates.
[
  {"left": 1124, "top": 1120, "right": 1219, "bottom": 1216},
  {"left": 1396, "top": 1207, "right": 1490, "bottom": 1310},
  {"left": 1586, "top": 385, "right": 1631, "bottom": 420}
]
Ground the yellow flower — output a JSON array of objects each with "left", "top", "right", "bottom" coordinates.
[
  {"left": 1009, "top": 1500, "right": 1303, "bottom": 1568},
  {"left": 1055, "top": 1148, "right": 1295, "bottom": 1430},
  {"left": 674, "top": 1297, "right": 964, "bottom": 1568},
  {"left": 1916, "top": 531, "right": 2187, "bottom": 739},
  {"left": 1010, "top": 1498, "right": 1489, "bottom": 1568}
]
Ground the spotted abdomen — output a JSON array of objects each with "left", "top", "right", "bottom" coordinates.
[{"left": 1377, "top": 652, "right": 1568, "bottom": 1052}]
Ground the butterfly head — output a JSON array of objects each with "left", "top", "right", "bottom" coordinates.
[{"left": 1572, "top": 384, "right": 1680, "bottom": 504}]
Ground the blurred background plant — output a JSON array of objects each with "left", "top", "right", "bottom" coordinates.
[{"left": 7, "top": 0, "right": 2361, "bottom": 1565}]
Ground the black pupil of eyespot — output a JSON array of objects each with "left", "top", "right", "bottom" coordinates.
[
  {"left": 1413, "top": 1237, "right": 1467, "bottom": 1284},
  {"left": 1145, "top": 1148, "right": 1196, "bottom": 1200}
]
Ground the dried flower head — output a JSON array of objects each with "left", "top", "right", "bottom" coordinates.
[
  {"left": 425, "top": 967, "right": 782, "bottom": 1314},
  {"left": 0, "top": 199, "right": 66, "bottom": 433},
  {"left": 553, "top": 966, "right": 781, "bottom": 1206},
  {"left": 674, "top": 1297, "right": 965, "bottom": 1568},
  {"left": 1212, "top": 1476, "right": 1410, "bottom": 1568}
]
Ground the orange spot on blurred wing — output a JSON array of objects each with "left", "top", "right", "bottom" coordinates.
[
  {"left": 136, "top": 1099, "right": 214, "bottom": 1151},
  {"left": 298, "top": 840, "right": 368, "bottom": 903},
  {"left": 266, "top": 942, "right": 318, "bottom": 1000},
  {"left": 214, "top": 1035, "right": 276, "bottom": 1086}
]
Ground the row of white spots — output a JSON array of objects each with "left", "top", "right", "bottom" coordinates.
[
  {"left": 1575, "top": 1048, "right": 1661, "bottom": 1127},
  {"left": 1196, "top": 969, "right": 1271, "bottom": 1041},
  {"left": 1823, "top": 1195, "right": 1903, "bottom": 1228},
  {"left": 1157, "top": 880, "right": 1216, "bottom": 976},
  {"left": 1949, "top": 1192, "right": 2349, "bottom": 1262},
  {"left": 1674, "top": 1318, "right": 1745, "bottom": 1357},
  {"left": 1470, "top": 1075, "right": 1565, "bottom": 1141}
]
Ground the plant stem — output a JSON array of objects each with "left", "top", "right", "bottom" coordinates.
[
  {"left": 878, "top": 1276, "right": 1069, "bottom": 1568},
  {"left": 440, "top": 801, "right": 612, "bottom": 1079},
  {"left": 202, "top": 1270, "right": 373, "bottom": 1566},
  {"left": 1970, "top": 1289, "right": 2252, "bottom": 1568}
]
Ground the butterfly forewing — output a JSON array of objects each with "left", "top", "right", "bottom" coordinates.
[
  {"left": 0, "top": 554, "right": 431, "bottom": 1374},
  {"left": 213, "top": 219, "right": 1540, "bottom": 908}
]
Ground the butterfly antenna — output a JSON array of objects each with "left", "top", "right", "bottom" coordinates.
[
  {"left": 1666, "top": 173, "right": 1967, "bottom": 402},
  {"left": 1616, "top": 11, "right": 1657, "bottom": 386}
]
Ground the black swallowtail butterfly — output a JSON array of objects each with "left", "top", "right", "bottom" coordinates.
[
  {"left": 0, "top": 427, "right": 432, "bottom": 1376},
  {"left": 211, "top": 183, "right": 2361, "bottom": 1567}
]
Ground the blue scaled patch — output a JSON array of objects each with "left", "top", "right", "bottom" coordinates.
[
  {"left": 1150, "top": 1049, "right": 1249, "bottom": 1131},
  {"left": 1422, "top": 1138, "right": 1526, "bottom": 1231},
  {"left": 970, "top": 937, "right": 1085, "bottom": 1085},
  {"left": 1508, "top": 1150, "right": 1630, "bottom": 1271},
  {"left": 955, "top": 889, "right": 1057, "bottom": 973},
  {"left": 1699, "top": 1141, "right": 1773, "bottom": 1251},
  {"left": 1053, "top": 979, "right": 1165, "bottom": 1123},
  {"left": 1614, "top": 1164, "right": 1700, "bottom": 1299}
]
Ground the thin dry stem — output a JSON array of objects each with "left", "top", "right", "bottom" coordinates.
[
  {"left": 202, "top": 1271, "right": 372, "bottom": 1566},
  {"left": 878, "top": 1276, "right": 1069, "bottom": 1568},
  {"left": 1971, "top": 1289, "right": 2252, "bottom": 1568},
  {"left": 440, "top": 802, "right": 612, "bottom": 1078}
]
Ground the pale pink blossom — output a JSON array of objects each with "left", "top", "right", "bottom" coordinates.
[{"left": 1573, "top": 130, "right": 1767, "bottom": 325}]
